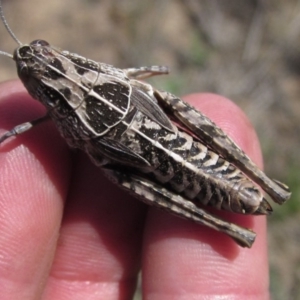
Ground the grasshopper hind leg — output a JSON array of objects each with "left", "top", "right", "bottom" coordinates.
[
  {"left": 154, "top": 90, "right": 291, "bottom": 205},
  {"left": 103, "top": 168, "right": 256, "bottom": 248}
]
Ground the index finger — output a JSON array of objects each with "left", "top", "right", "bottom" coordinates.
[{"left": 142, "top": 93, "right": 269, "bottom": 299}]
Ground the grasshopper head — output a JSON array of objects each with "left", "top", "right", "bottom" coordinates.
[
  {"left": 12, "top": 40, "right": 70, "bottom": 109},
  {"left": 0, "top": 2, "right": 68, "bottom": 108},
  {"left": 13, "top": 40, "right": 54, "bottom": 79}
]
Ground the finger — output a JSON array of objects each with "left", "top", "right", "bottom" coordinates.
[
  {"left": 142, "top": 93, "right": 269, "bottom": 299},
  {"left": 42, "top": 139, "right": 147, "bottom": 298},
  {"left": 0, "top": 80, "right": 72, "bottom": 299}
]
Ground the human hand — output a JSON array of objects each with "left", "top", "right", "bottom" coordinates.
[{"left": 0, "top": 80, "right": 269, "bottom": 299}]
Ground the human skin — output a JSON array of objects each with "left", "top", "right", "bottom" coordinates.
[{"left": 0, "top": 80, "right": 269, "bottom": 299}]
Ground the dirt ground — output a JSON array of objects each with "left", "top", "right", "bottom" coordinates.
[{"left": 0, "top": 0, "right": 299, "bottom": 299}]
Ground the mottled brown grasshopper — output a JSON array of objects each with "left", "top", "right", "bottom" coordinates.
[{"left": 0, "top": 0, "right": 291, "bottom": 247}]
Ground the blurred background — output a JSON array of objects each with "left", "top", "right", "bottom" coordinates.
[{"left": 0, "top": 0, "right": 299, "bottom": 298}]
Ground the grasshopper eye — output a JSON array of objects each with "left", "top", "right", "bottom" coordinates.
[
  {"left": 30, "top": 39, "right": 49, "bottom": 47},
  {"left": 19, "top": 45, "right": 32, "bottom": 55},
  {"left": 13, "top": 45, "right": 33, "bottom": 60}
]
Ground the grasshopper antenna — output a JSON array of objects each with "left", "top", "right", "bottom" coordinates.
[{"left": 0, "top": 0, "right": 22, "bottom": 58}]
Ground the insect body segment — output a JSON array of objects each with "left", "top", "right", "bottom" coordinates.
[{"left": 0, "top": 0, "right": 291, "bottom": 248}]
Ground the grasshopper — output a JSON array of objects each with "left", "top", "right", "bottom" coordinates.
[{"left": 0, "top": 0, "right": 291, "bottom": 248}]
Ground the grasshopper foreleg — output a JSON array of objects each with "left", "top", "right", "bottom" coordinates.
[
  {"left": 124, "top": 66, "right": 169, "bottom": 80},
  {"left": 0, "top": 115, "right": 49, "bottom": 144}
]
